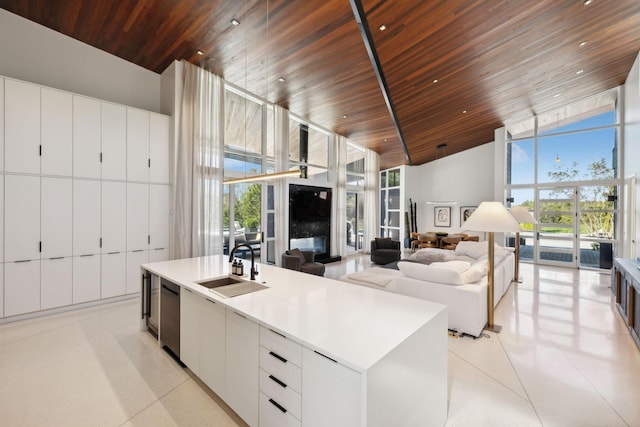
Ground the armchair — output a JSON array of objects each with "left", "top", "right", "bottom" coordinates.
[
  {"left": 282, "top": 248, "right": 326, "bottom": 276},
  {"left": 370, "top": 237, "right": 401, "bottom": 265}
]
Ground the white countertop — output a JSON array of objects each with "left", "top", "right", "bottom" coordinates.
[{"left": 142, "top": 255, "right": 447, "bottom": 372}]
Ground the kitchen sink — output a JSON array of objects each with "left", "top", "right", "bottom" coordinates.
[{"left": 197, "top": 276, "right": 268, "bottom": 298}]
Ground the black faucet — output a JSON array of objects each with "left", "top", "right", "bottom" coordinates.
[{"left": 229, "top": 243, "right": 258, "bottom": 280}]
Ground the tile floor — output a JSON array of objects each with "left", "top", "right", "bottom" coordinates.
[{"left": 1, "top": 255, "right": 639, "bottom": 427}]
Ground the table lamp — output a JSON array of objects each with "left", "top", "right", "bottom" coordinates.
[
  {"left": 510, "top": 206, "right": 538, "bottom": 283},
  {"left": 462, "top": 201, "right": 522, "bottom": 333}
]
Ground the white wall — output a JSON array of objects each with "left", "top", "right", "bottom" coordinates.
[
  {"left": 404, "top": 142, "right": 495, "bottom": 233},
  {"left": 0, "top": 9, "right": 161, "bottom": 112},
  {"left": 623, "top": 51, "right": 640, "bottom": 258}
]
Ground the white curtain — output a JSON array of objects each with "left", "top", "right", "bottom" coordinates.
[
  {"left": 363, "top": 148, "right": 380, "bottom": 253},
  {"left": 172, "top": 60, "right": 224, "bottom": 259},
  {"left": 331, "top": 134, "right": 347, "bottom": 257},
  {"left": 274, "top": 105, "right": 290, "bottom": 265}
]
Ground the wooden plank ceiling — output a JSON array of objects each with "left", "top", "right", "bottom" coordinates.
[{"left": 2, "top": 0, "right": 639, "bottom": 170}]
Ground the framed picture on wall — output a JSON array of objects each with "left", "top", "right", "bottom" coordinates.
[
  {"left": 460, "top": 206, "right": 477, "bottom": 226},
  {"left": 434, "top": 206, "right": 451, "bottom": 227}
]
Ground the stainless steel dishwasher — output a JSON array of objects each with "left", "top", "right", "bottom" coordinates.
[{"left": 160, "top": 279, "right": 180, "bottom": 358}]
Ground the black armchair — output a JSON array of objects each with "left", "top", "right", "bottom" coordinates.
[
  {"left": 282, "top": 248, "right": 326, "bottom": 276},
  {"left": 370, "top": 237, "right": 401, "bottom": 265}
]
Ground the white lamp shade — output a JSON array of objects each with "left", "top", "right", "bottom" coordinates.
[
  {"left": 510, "top": 205, "right": 538, "bottom": 225},
  {"left": 462, "top": 201, "right": 522, "bottom": 233}
]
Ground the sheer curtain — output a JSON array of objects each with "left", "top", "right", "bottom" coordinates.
[
  {"left": 273, "top": 105, "right": 290, "bottom": 265},
  {"left": 331, "top": 134, "right": 347, "bottom": 257},
  {"left": 363, "top": 148, "right": 380, "bottom": 253},
  {"left": 172, "top": 60, "right": 224, "bottom": 259}
]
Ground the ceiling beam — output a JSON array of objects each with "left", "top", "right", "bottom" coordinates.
[{"left": 349, "top": 0, "right": 412, "bottom": 165}]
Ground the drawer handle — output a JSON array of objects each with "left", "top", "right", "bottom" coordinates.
[
  {"left": 269, "top": 374, "right": 287, "bottom": 388},
  {"left": 269, "top": 398, "right": 287, "bottom": 414},
  {"left": 269, "top": 351, "right": 287, "bottom": 363}
]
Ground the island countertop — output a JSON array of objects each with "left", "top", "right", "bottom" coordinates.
[{"left": 142, "top": 255, "right": 447, "bottom": 372}]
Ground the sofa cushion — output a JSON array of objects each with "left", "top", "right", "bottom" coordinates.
[
  {"left": 398, "top": 260, "right": 483, "bottom": 285},
  {"left": 375, "top": 237, "right": 395, "bottom": 249},
  {"left": 286, "top": 248, "right": 306, "bottom": 264}
]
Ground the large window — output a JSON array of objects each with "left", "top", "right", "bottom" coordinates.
[{"left": 505, "top": 89, "right": 621, "bottom": 269}]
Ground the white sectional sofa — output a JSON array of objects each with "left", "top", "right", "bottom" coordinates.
[{"left": 340, "top": 241, "right": 515, "bottom": 337}]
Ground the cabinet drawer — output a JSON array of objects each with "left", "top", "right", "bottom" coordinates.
[
  {"left": 260, "top": 326, "right": 302, "bottom": 367},
  {"left": 259, "top": 391, "right": 301, "bottom": 427},
  {"left": 259, "top": 369, "right": 301, "bottom": 420},
  {"left": 259, "top": 346, "right": 302, "bottom": 393}
]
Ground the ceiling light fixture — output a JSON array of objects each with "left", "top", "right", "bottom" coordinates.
[
  {"left": 583, "top": 0, "right": 592, "bottom": 5},
  {"left": 223, "top": 169, "right": 300, "bottom": 185},
  {"left": 231, "top": 18, "right": 240, "bottom": 26},
  {"left": 576, "top": 69, "right": 584, "bottom": 75},
  {"left": 553, "top": 93, "right": 560, "bottom": 98},
  {"left": 379, "top": 24, "right": 386, "bottom": 31},
  {"left": 196, "top": 50, "right": 204, "bottom": 55},
  {"left": 433, "top": 79, "right": 438, "bottom": 83},
  {"left": 462, "top": 110, "right": 467, "bottom": 114},
  {"left": 277, "top": 76, "right": 286, "bottom": 82},
  {"left": 342, "top": 114, "right": 348, "bottom": 119},
  {"left": 579, "top": 41, "right": 588, "bottom": 47}
]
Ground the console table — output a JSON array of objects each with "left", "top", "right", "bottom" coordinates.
[{"left": 611, "top": 258, "right": 640, "bottom": 350}]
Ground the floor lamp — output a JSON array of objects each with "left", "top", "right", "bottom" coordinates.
[
  {"left": 462, "top": 202, "right": 522, "bottom": 333},
  {"left": 509, "top": 206, "right": 538, "bottom": 283}
]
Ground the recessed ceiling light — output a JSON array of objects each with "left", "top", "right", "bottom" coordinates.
[
  {"left": 462, "top": 110, "right": 467, "bottom": 114},
  {"left": 379, "top": 25, "right": 386, "bottom": 31},
  {"left": 384, "top": 138, "right": 388, "bottom": 142},
  {"left": 583, "top": 0, "right": 592, "bottom": 5},
  {"left": 342, "top": 114, "right": 348, "bottom": 119},
  {"left": 433, "top": 79, "right": 438, "bottom": 83},
  {"left": 196, "top": 50, "right": 204, "bottom": 55},
  {"left": 553, "top": 93, "right": 560, "bottom": 98},
  {"left": 231, "top": 18, "right": 240, "bottom": 26},
  {"left": 579, "top": 41, "right": 587, "bottom": 47},
  {"left": 277, "top": 76, "right": 286, "bottom": 82},
  {"left": 576, "top": 69, "right": 584, "bottom": 75}
]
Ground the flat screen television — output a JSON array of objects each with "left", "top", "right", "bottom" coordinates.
[{"left": 289, "top": 184, "right": 332, "bottom": 222}]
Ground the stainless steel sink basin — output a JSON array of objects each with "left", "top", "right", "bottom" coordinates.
[{"left": 197, "top": 276, "right": 268, "bottom": 298}]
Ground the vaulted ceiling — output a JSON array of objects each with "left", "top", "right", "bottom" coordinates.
[{"left": 2, "top": 0, "right": 639, "bottom": 169}]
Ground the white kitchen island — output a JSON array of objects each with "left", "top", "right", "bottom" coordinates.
[{"left": 141, "top": 255, "right": 448, "bottom": 427}]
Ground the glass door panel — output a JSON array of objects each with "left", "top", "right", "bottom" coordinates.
[
  {"left": 578, "top": 185, "right": 617, "bottom": 269},
  {"left": 536, "top": 187, "right": 577, "bottom": 267}
]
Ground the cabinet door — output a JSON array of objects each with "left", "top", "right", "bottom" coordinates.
[
  {"left": 41, "top": 257, "right": 72, "bottom": 310},
  {"left": 302, "top": 347, "right": 362, "bottom": 427},
  {"left": 41, "top": 88, "right": 73, "bottom": 176},
  {"left": 180, "top": 289, "right": 201, "bottom": 374},
  {"left": 5, "top": 175, "right": 40, "bottom": 262},
  {"left": 0, "top": 263, "right": 4, "bottom": 318},
  {"left": 0, "top": 175, "right": 4, "bottom": 262},
  {"left": 101, "top": 102, "right": 127, "bottom": 180},
  {"left": 126, "top": 250, "right": 148, "bottom": 294},
  {"left": 101, "top": 252, "right": 126, "bottom": 298},
  {"left": 0, "top": 77, "right": 5, "bottom": 171},
  {"left": 73, "top": 254, "right": 101, "bottom": 304},
  {"left": 41, "top": 177, "right": 73, "bottom": 258},
  {"left": 226, "top": 309, "right": 259, "bottom": 426},
  {"left": 149, "top": 247, "right": 169, "bottom": 263},
  {"left": 149, "top": 184, "right": 170, "bottom": 250},
  {"left": 126, "top": 108, "right": 149, "bottom": 182},
  {"left": 149, "top": 113, "right": 170, "bottom": 184},
  {"left": 5, "top": 79, "right": 40, "bottom": 174},
  {"left": 200, "top": 297, "right": 226, "bottom": 393},
  {"left": 73, "top": 179, "right": 101, "bottom": 256},
  {"left": 72, "top": 96, "right": 101, "bottom": 178},
  {"left": 5, "top": 260, "right": 41, "bottom": 317},
  {"left": 102, "top": 181, "right": 127, "bottom": 253},
  {"left": 127, "top": 182, "right": 149, "bottom": 251}
]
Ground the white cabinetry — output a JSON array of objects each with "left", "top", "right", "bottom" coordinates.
[
  {"left": 73, "top": 179, "right": 101, "bottom": 256},
  {"left": 41, "top": 257, "right": 72, "bottom": 310},
  {"left": 180, "top": 289, "right": 200, "bottom": 372},
  {"left": 101, "top": 252, "right": 126, "bottom": 298},
  {"left": 127, "top": 108, "right": 150, "bottom": 182},
  {"left": 102, "top": 181, "right": 126, "bottom": 253},
  {"left": 5, "top": 79, "right": 40, "bottom": 174},
  {"left": 149, "top": 113, "right": 170, "bottom": 184},
  {"left": 5, "top": 261, "right": 40, "bottom": 316},
  {"left": 225, "top": 309, "right": 259, "bottom": 426},
  {"left": 301, "top": 347, "right": 362, "bottom": 427},
  {"left": 127, "top": 182, "right": 149, "bottom": 251},
  {"left": 0, "top": 77, "right": 4, "bottom": 170},
  {"left": 5, "top": 175, "right": 40, "bottom": 262},
  {"left": 101, "top": 102, "right": 127, "bottom": 180},
  {"left": 149, "top": 184, "right": 169, "bottom": 250},
  {"left": 126, "top": 250, "right": 148, "bottom": 295},
  {"left": 72, "top": 95, "right": 101, "bottom": 179},
  {"left": 41, "top": 88, "right": 72, "bottom": 176},
  {"left": 0, "top": 264, "right": 4, "bottom": 318},
  {"left": 41, "top": 177, "right": 72, "bottom": 258},
  {"left": 73, "top": 254, "right": 101, "bottom": 304}
]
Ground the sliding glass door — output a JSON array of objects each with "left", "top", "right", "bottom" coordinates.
[{"left": 536, "top": 187, "right": 577, "bottom": 267}]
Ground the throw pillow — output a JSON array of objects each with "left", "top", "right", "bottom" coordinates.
[{"left": 286, "top": 248, "right": 306, "bottom": 264}]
